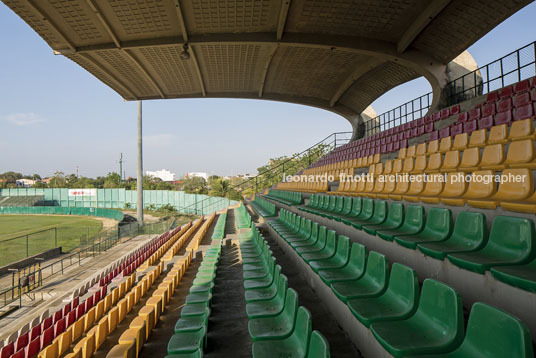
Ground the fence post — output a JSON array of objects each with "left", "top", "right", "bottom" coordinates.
[{"left": 54, "top": 227, "right": 57, "bottom": 247}]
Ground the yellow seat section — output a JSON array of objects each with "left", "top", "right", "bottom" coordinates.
[
  {"left": 413, "top": 155, "right": 427, "bottom": 174},
  {"left": 73, "top": 330, "right": 95, "bottom": 358},
  {"left": 372, "top": 153, "right": 381, "bottom": 164},
  {"left": 377, "top": 175, "right": 396, "bottom": 200},
  {"left": 439, "top": 136, "right": 452, "bottom": 153},
  {"left": 119, "top": 327, "right": 145, "bottom": 358},
  {"left": 154, "top": 286, "right": 169, "bottom": 306},
  {"left": 138, "top": 305, "right": 156, "bottom": 336},
  {"left": 402, "top": 175, "right": 425, "bottom": 202},
  {"left": 416, "top": 143, "right": 427, "bottom": 156},
  {"left": 392, "top": 159, "right": 403, "bottom": 174},
  {"left": 452, "top": 133, "right": 468, "bottom": 151},
  {"left": 398, "top": 147, "right": 407, "bottom": 159},
  {"left": 374, "top": 162, "right": 384, "bottom": 176},
  {"left": 95, "top": 300, "right": 105, "bottom": 321},
  {"left": 118, "top": 298, "right": 128, "bottom": 323},
  {"left": 344, "top": 180, "right": 359, "bottom": 196},
  {"left": 130, "top": 315, "right": 149, "bottom": 342},
  {"left": 56, "top": 328, "right": 72, "bottom": 356},
  {"left": 504, "top": 139, "right": 536, "bottom": 169},
  {"left": 464, "top": 170, "right": 499, "bottom": 209},
  {"left": 352, "top": 180, "right": 366, "bottom": 196},
  {"left": 85, "top": 307, "right": 96, "bottom": 332},
  {"left": 106, "top": 342, "right": 136, "bottom": 358},
  {"left": 427, "top": 139, "right": 439, "bottom": 155},
  {"left": 72, "top": 318, "right": 85, "bottom": 342},
  {"left": 126, "top": 291, "right": 136, "bottom": 313},
  {"left": 488, "top": 124, "right": 508, "bottom": 144},
  {"left": 492, "top": 168, "right": 534, "bottom": 203},
  {"left": 406, "top": 145, "right": 416, "bottom": 158},
  {"left": 419, "top": 174, "right": 445, "bottom": 204},
  {"left": 508, "top": 118, "right": 535, "bottom": 141},
  {"left": 468, "top": 129, "right": 487, "bottom": 148},
  {"left": 162, "top": 276, "right": 175, "bottom": 296},
  {"left": 108, "top": 306, "right": 119, "bottom": 333},
  {"left": 369, "top": 178, "right": 385, "bottom": 198},
  {"left": 500, "top": 171, "right": 536, "bottom": 214},
  {"left": 389, "top": 177, "right": 410, "bottom": 201},
  {"left": 104, "top": 293, "right": 113, "bottom": 312},
  {"left": 112, "top": 287, "right": 120, "bottom": 304},
  {"left": 383, "top": 160, "right": 393, "bottom": 175},
  {"left": 38, "top": 339, "right": 58, "bottom": 358},
  {"left": 440, "top": 151, "right": 460, "bottom": 172},
  {"left": 95, "top": 316, "right": 109, "bottom": 350},
  {"left": 425, "top": 153, "right": 442, "bottom": 173},
  {"left": 459, "top": 147, "right": 481, "bottom": 172},
  {"left": 479, "top": 144, "right": 506, "bottom": 170},
  {"left": 402, "top": 158, "right": 414, "bottom": 173},
  {"left": 440, "top": 172, "right": 468, "bottom": 206},
  {"left": 359, "top": 177, "right": 376, "bottom": 197}
]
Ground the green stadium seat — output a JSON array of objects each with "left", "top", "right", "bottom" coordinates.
[
  {"left": 331, "top": 196, "right": 354, "bottom": 221},
  {"left": 250, "top": 197, "right": 277, "bottom": 218},
  {"left": 307, "top": 331, "right": 330, "bottom": 358},
  {"left": 291, "top": 223, "right": 320, "bottom": 249},
  {"left": 265, "top": 189, "right": 302, "bottom": 206},
  {"left": 338, "top": 197, "right": 363, "bottom": 224},
  {"left": 248, "top": 288, "right": 298, "bottom": 341},
  {"left": 448, "top": 216, "right": 536, "bottom": 274},
  {"left": 309, "top": 236, "right": 350, "bottom": 272},
  {"left": 342, "top": 198, "right": 373, "bottom": 226},
  {"left": 416, "top": 303, "right": 534, "bottom": 358},
  {"left": 417, "top": 211, "right": 487, "bottom": 260},
  {"left": 164, "top": 351, "right": 202, "bottom": 358},
  {"left": 362, "top": 202, "right": 404, "bottom": 235},
  {"left": 244, "top": 265, "right": 282, "bottom": 290},
  {"left": 243, "top": 257, "right": 276, "bottom": 280},
  {"left": 317, "top": 243, "right": 366, "bottom": 284},
  {"left": 301, "top": 230, "right": 337, "bottom": 263},
  {"left": 330, "top": 251, "right": 389, "bottom": 302},
  {"left": 252, "top": 307, "right": 312, "bottom": 358},
  {"left": 245, "top": 271, "right": 283, "bottom": 303},
  {"left": 394, "top": 208, "right": 453, "bottom": 249},
  {"left": 174, "top": 310, "right": 209, "bottom": 334},
  {"left": 296, "top": 226, "right": 328, "bottom": 256},
  {"left": 370, "top": 279, "right": 464, "bottom": 357},
  {"left": 490, "top": 258, "right": 536, "bottom": 293},
  {"left": 246, "top": 275, "right": 288, "bottom": 318},
  {"left": 347, "top": 263, "right": 419, "bottom": 327},
  {"left": 349, "top": 199, "right": 387, "bottom": 230},
  {"left": 376, "top": 205, "right": 424, "bottom": 241},
  {"left": 167, "top": 329, "right": 204, "bottom": 354}
]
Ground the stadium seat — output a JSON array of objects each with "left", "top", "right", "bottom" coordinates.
[
  {"left": 501, "top": 86, "right": 514, "bottom": 98},
  {"left": 504, "top": 140, "right": 536, "bottom": 168},
  {"left": 394, "top": 208, "right": 453, "bottom": 249},
  {"left": 347, "top": 263, "right": 419, "bottom": 327},
  {"left": 514, "top": 92, "right": 531, "bottom": 107},
  {"left": 496, "top": 110, "right": 513, "bottom": 125},
  {"left": 491, "top": 257, "right": 536, "bottom": 293},
  {"left": 479, "top": 144, "right": 505, "bottom": 170},
  {"left": 363, "top": 202, "right": 404, "bottom": 235},
  {"left": 482, "top": 103, "right": 496, "bottom": 117},
  {"left": 448, "top": 216, "right": 535, "bottom": 274},
  {"left": 459, "top": 147, "right": 481, "bottom": 172},
  {"left": 331, "top": 251, "right": 389, "bottom": 303},
  {"left": 452, "top": 133, "right": 468, "bottom": 150},
  {"left": 425, "top": 153, "right": 442, "bottom": 173},
  {"left": 515, "top": 103, "right": 534, "bottom": 121},
  {"left": 317, "top": 242, "right": 366, "bottom": 284},
  {"left": 309, "top": 236, "right": 350, "bottom": 273},
  {"left": 377, "top": 205, "right": 424, "bottom": 241},
  {"left": 441, "top": 150, "right": 461, "bottom": 172},
  {"left": 439, "top": 136, "right": 452, "bottom": 152},
  {"left": 246, "top": 276, "right": 287, "bottom": 319},
  {"left": 514, "top": 79, "right": 531, "bottom": 93},
  {"left": 370, "top": 279, "right": 464, "bottom": 357},
  {"left": 508, "top": 118, "right": 535, "bottom": 141},
  {"left": 498, "top": 97, "right": 513, "bottom": 112},
  {"left": 479, "top": 115, "right": 494, "bottom": 130}
]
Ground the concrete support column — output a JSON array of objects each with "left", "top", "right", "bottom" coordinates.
[{"left": 137, "top": 100, "right": 144, "bottom": 226}]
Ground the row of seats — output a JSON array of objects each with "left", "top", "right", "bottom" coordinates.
[
  {"left": 106, "top": 215, "right": 217, "bottom": 358},
  {"left": 250, "top": 196, "right": 276, "bottom": 218},
  {"left": 166, "top": 244, "right": 222, "bottom": 357},
  {"left": 304, "top": 154, "right": 381, "bottom": 176},
  {"left": 299, "top": 195, "right": 536, "bottom": 292},
  {"left": 235, "top": 204, "right": 253, "bottom": 229},
  {"left": 211, "top": 210, "right": 227, "bottom": 240},
  {"left": 264, "top": 189, "right": 302, "bottom": 206},
  {"left": 238, "top": 215, "right": 329, "bottom": 357},
  {"left": 270, "top": 209, "right": 534, "bottom": 357}
]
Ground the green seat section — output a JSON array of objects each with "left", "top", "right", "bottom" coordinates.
[
  {"left": 185, "top": 291, "right": 212, "bottom": 304},
  {"left": 174, "top": 312, "right": 209, "bottom": 333},
  {"left": 180, "top": 302, "right": 211, "bottom": 318},
  {"left": 394, "top": 208, "right": 453, "bottom": 249},
  {"left": 347, "top": 263, "right": 419, "bottom": 327},
  {"left": 330, "top": 196, "right": 354, "bottom": 222},
  {"left": 339, "top": 197, "right": 362, "bottom": 225},
  {"left": 265, "top": 189, "right": 302, "bottom": 206},
  {"left": 250, "top": 196, "right": 277, "bottom": 218},
  {"left": 292, "top": 223, "right": 319, "bottom": 248},
  {"left": 331, "top": 251, "right": 389, "bottom": 303},
  {"left": 243, "top": 258, "right": 276, "bottom": 280},
  {"left": 370, "top": 279, "right": 464, "bottom": 357},
  {"left": 417, "top": 212, "right": 487, "bottom": 260},
  {"left": 211, "top": 212, "right": 227, "bottom": 240},
  {"left": 164, "top": 350, "right": 203, "bottom": 358},
  {"left": 296, "top": 226, "right": 328, "bottom": 256},
  {"left": 245, "top": 272, "right": 282, "bottom": 303},
  {"left": 248, "top": 288, "right": 299, "bottom": 341},
  {"left": 252, "top": 307, "right": 312, "bottom": 358},
  {"left": 414, "top": 302, "right": 534, "bottom": 358},
  {"left": 167, "top": 329, "right": 204, "bottom": 354},
  {"left": 317, "top": 243, "right": 366, "bottom": 284},
  {"left": 309, "top": 236, "right": 350, "bottom": 272},
  {"left": 244, "top": 265, "right": 282, "bottom": 290},
  {"left": 349, "top": 200, "right": 387, "bottom": 230},
  {"left": 246, "top": 275, "right": 288, "bottom": 318},
  {"left": 448, "top": 216, "right": 536, "bottom": 274},
  {"left": 342, "top": 198, "right": 373, "bottom": 227},
  {"left": 307, "top": 331, "right": 330, "bottom": 358},
  {"left": 236, "top": 204, "right": 253, "bottom": 229},
  {"left": 323, "top": 196, "right": 344, "bottom": 219},
  {"left": 363, "top": 202, "right": 404, "bottom": 235},
  {"left": 377, "top": 205, "right": 424, "bottom": 241},
  {"left": 490, "top": 258, "right": 536, "bottom": 293},
  {"left": 301, "top": 230, "right": 337, "bottom": 263}
]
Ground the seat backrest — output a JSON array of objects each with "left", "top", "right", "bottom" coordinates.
[
  {"left": 459, "top": 147, "right": 480, "bottom": 169},
  {"left": 334, "top": 236, "right": 350, "bottom": 262},
  {"left": 386, "top": 203, "right": 404, "bottom": 226},
  {"left": 457, "top": 302, "right": 534, "bottom": 358},
  {"left": 427, "top": 139, "right": 439, "bottom": 154},
  {"left": 425, "top": 208, "right": 453, "bottom": 237},
  {"left": 348, "top": 243, "right": 366, "bottom": 276},
  {"left": 350, "top": 197, "right": 362, "bottom": 215},
  {"left": 324, "top": 230, "right": 337, "bottom": 254},
  {"left": 414, "top": 279, "right": 464, "bottom": 345},
  {"left": 363, "top": 251, "right": 389, "bottom": 285},
  {"left": 403, "top": 205, "right": 425, "bottom": 230},
  {"left": 276, "top": 274, "right": 289, "bottom": 301},
  {"left": 386, "top": 263, "right": 419, "bottom": 312},
  {"left": 488, "top": 124, "right": 508, "bottom": 144},
  {"left": 452, "top": 133, "right": 468, "bottom": 151},
  {"left": 416, "top": 143, "right": 426, "bottom": 156},
  {"left": 484, "top": 216, "right": 536, "bottom": 262},
  {"left": 450, "top": 211, "right": 487, "bottom": 247},
  {"left": 442, "top": 150, "right": 460, "bottom": 170},
  {"left": 504, "top": 140, "right": 535, "bottom": 167},
  {"left": 402, "top": 158, "right": 414, "bottom": 173},
  {"left": 361, "top": 199, "right": 374, "bottom": 218},
  {"left": 439, "top": 136, "right": 453, "bottom": 153},
  {"left": 392, "top": 159, "right": 403, "bottom": 173},
  {"left": 334, "top": 196, "right": 344, "bottom": 212},
  {"left": 292, "top": 307, "right": 312, "bottom": 353},
  {"left": 306, "top": 331, "right": 330, "bottom": 358},
  {"left": 508, "top": 118, "right": 533, "bottom": 141},
  {"left": 373, "top": 200, "right": 387, "bottom": 221},
  {"left": 426, "top": 153, "right": 442, "bottom": 172},
  {"left": 283, "top": 288, "right": 299, "bottom": 323},
  {"left": 480, "top": 144, "right": 505, "bottom": 167},
  {"left": 414, "top": 156, "right": 427, "bottom": 172}
]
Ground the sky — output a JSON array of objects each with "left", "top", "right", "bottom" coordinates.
[{"left": 0, "top": 2, "right": 535, "bottom": 178}]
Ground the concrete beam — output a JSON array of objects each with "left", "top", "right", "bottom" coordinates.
[{"left": 276, "top": 0, "right": 291, "bottom": 40}]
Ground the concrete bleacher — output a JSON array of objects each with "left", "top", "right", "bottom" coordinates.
[{"left": 0, "top": 196, "right": 44, "bottom": 207}]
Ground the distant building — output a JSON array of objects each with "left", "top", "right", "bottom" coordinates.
[
  {"left": 42, "top": 177, "right": 53, "bottom": 184},
  {"left": 186, "top": 172, "right": 208, "bottom": 181},
  {"left": 16, "top": 179, "right": 37, "bottom": 188},
  {"left": 146, "top": 169, "right": 176, "bottom": 182},
  {"left": 235, "top": 173, "right": 256, "bottom": 179}
]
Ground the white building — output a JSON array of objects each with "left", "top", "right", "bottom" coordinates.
[
  {"left": 186, "top": 172, "right": 208, "bottom": 181},
  {"left": 16, "top": 179, "right": 37, "bottom": 187},
  {"left": 146, "top": 169, "right": 175, "bottom": 182}
]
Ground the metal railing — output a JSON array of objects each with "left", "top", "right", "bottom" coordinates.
[
  {"left": 0, "top": 218, "right": 175, "bottom": 309},
  {"left": 364, "top": 41, "right": 536, "bottom": 137}
]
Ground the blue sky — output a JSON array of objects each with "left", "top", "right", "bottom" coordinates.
[{"left": 0, "top": 2, "right": 535, "bottom": 178}]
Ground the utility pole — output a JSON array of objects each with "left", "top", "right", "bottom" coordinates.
[
  {"left": 118, "top": 153, "right": 124, "bottom": 181},
  {"left": 137, "top": 101, "right": 144, "bottom": 226}
]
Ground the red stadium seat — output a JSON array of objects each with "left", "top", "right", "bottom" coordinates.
[
  {"left": 497, "top": 98, "right": 512, "bottom": 112},
  {"left": 424, "top": 123, "right": 434, "bottom": 133},
  {"left": 513, "top": 92, "right": 531, "bottom": 107},
  {"left": 500, "top": 85, "right": 513, "bottom": 98},
  {"left": 450, "top": 104, "right": 460, "bottom": 115},
  {"left": 430, "top": 130, "right": 439, "bottom": 140},
  {"left": 432, "top": 111, "right": 441, "bottom": 121},
  {"left": 27, "top": 337, "right": 40, "bottom": 358},
  {"left": 440, "top": 108, "right": 450, "bottom": 118},
  {"left": 514, "top": 79, "right": 530, "bottom": 93},
  {"left": 0, "top": 342, "right": 14, "bottom": 358},
  {"left": 41, "top": 327, "right": 54, "bottom": 350},
  {"left": 29, "top": 325, "right": 41, "bottom": 342},
  {"left": 416, "top": 125, "right": 424, "bottom": 136},
  {"left": 464, "top": 120, "right": 477, "bottom": 134},
  {"left": 439, "top": 126, "right": 450, "bottom": 139},
  {"left": 11, "top": 348, "right": 24, "bottom": 358},
  {"left": 479, "top": 116, "right": 494, "bottom": 130},
  {"left": 450, "top": 123, "right": 463, "bottom": 137},
  {"left": 66, "top": 310, "right": 76, "bottom": 327},
  {"left": 486, "top": 91, "right": 499, "bottom": 102},
  {"left": 457, "top": 112, "right": 469, "bottom": 122},
  {"left": 482, "top": 103, "right": 495, "bottom": 117},
  {"left": 63, "top": 303, "right": 71, "bottom": 316},
  {"left": 15, "top": 332, "right": 28, "bottom": 351},
  {"left": 386, "top": 143, "right": 393, "bottom": 152},
  {"left": 515, "top": 104, "right": 534, "bottom": 121},
  {"left": 470, "top": 108, "right": 481, "bottom": 120},
  {"left": 53, "top": 310, "right": 62, "bottom": 324},
  {"left": 495, "top": 110, "right": 512, "bottom": 125},
  {"left": 400, "top": 139, "right": 408, "bottom": 148},
  {"left": 41, "top": 317, "right": 52, "bottom": 331},
  {"left": 54, "top": 318, "right": 66, "bottom": 336},
  {"left": 72, "top": 297, "right": 79, "bottom": 308},
  {"left": 392, "top": 141, "right": 400, "bottom": 151},
  {"left": 417, "top": 117, "right": 425, "bottom": 126},
  {"left": 532, "top": 76, "right": 536, "bottom": 88}
]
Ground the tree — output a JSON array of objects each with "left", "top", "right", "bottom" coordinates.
[
  {"left": 103, "top": 172, "right": 121, "bottom": 188},
  {"left": 49, "top": 171, "right": 66, "bottom": 188},
  {"left": 208, "top": 178, "right": 229, "bottom": 197},
  {"left": 179, "top": 177, "right": 208, "bottom": 194}
]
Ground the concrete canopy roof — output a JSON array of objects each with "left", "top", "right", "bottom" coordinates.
[{"left": 3, "top": 0, "right": 531, "bottom": 126}]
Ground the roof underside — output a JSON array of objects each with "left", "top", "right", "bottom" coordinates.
[{"left": 3, "top": 0, "right": 531, "bottom": 118}]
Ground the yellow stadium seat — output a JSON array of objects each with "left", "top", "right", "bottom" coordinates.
[
  {"left": 106, "top": 343, "right": 136, "bottom": 358},
  {"left": 402, "top": 175, "right": 425, "bottom": 202},
  {"left": 440, "top": 151, "right": 460, "bottom": 172},
  {"left": 373, "top": 153, "right": 381, "bottom": 164},
  {"left": 104, "top": 293, "right": 113, "bottom": 312},
  {"left": 161, "top": 278, "right": 175, "bottom": 296},
  {"left": 95, "top": 300, "right": 105, "bottom": 321},
  {"left": 402, "top": 158, "right": 414, "bottom": 173},
  {"left": 468, "top": 129, "right": 487, "bottom": 148},
  {"left": 64, "top": 347, "right": 82, "bottom": 358},
  {"left": 153, "top": 287, "right": 169, "bottom": 307},
  {"left": 56, "top": 328, "right": 72, "bottom": 356},
  {"left": 130, "top": 316, "right": 149, "bottom": 342},
  {"left": 73, "top": 330, "right": 95, "bottom": 358},
  {"left": 374, "top": 162, "right": 384, "bottom": 176},
  {"left": 452, "top": 133, "right": 468, "bottom": 150},
  {"left": 72, "top": 318, "right": 85, "bottom": 342},
  {"left": 439, "top": 136, "right": 452, "bottom": 153},
  {"left": 463, "top": 170, "right": 498, "bottom": 209},
  {"left": 377, "top": 175, "right": 396, "bottom": 200},
  {"left": 413, "top": 155, "right": 427, "bottom": 174},
  {"left": 459, "top": 147, "right": 481, "bottom": 172},
  {"left": 425, "top": 153, "right": 442, "bottom": 173},
  {"left": 118, "top": 298, "right": 128, "bottom": 323},
  {"left": 119, "top": 281, "right": 127, "bottom": 298},
  {"left": 359, "top": 177, "right": 375, "bottom": 196},
  {"left": 419, "top": 174, "right": 445, "bottom": 204},
  {"left": 508, "top": 118, "right": 535, "bottom": 141},
  {"left": 390, "top": 178, "right": 410, "bottom": 201},
  {"left": 112, "top": 287, "right": 120, "bottom": 305},
  {"left": 94, "top": 316, "right": 109, "bottom": 350},
  {"left": 38, "top": 339, "right": 58, "bottom": 358},
  {"left": 492, "top": 169, "right": 533, "bottom": 204},
  {"left": 126, "top": 291, "right": 136, "bottom": 313},
  {"left": 398, "top": 147, "right": 407, "bottom": 159},
  {"left": 119, "top": 327, "right": 144, "bottom": 358},
  {"left": 427, "top": 139, "right": 439, "bottom": 155},
  {"left": 383, "top": 160, "right": 393, "bottom": 175},
  {"left": 479, "top": 144, "right": 505, "bottom": 170},
  {"left": 488, "top": 124, "right": 508, "bottom": 144},
  {"left": 108, "top": 306, "right": 119, "bottom": 333},
  {"left": 504, "top": 139, "right": 536, "bottom": 169},
  {"left": 392, "top": 159, "right": 403, "bottom": 174},
  {"left": 84, "top": 307, "right": 96, "bottom": 332},
  {"left": 368, "top": 178, "right": 385, "bottom": 199},
  {"left": 138, "top": 306, "right": 155, "bottom": 336},
  {"left": 406, "top": 145, "right": 416, "bottom": 158},
  {"left": 416, "top": 143, "right": 427, "bottom": 156}
]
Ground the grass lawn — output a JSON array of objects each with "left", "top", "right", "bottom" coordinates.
[{"left": 0, "top": 215, "right": 103, "bottom": 267}]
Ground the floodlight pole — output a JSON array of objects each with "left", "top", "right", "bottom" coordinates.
[{"left": 137, "top": 100, "right": 144, "bottom": 226}]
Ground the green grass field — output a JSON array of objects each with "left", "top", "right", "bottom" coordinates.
[{"left": 0, "top": 215, "right": 103, "bottom": 267}]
